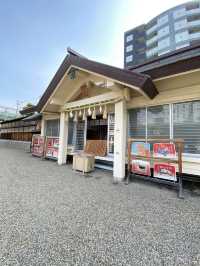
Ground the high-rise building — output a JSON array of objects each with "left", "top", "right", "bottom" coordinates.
[{"left": 124, "top": 1, "right": 200, "bottom": 68}]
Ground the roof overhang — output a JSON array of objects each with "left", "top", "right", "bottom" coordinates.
[{"left": 36, "top": 52, "right": 158, "bottom": 112}]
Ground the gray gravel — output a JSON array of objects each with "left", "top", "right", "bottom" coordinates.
[{"left": 0, "top": 147, "right": 200, "bottom": 266}]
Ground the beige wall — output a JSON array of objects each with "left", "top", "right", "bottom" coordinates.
[
  {"left": 127, "top": 70, "right": 200, "bottom": 109},
  {"left": 127, "top": 69, "right": 200, "bottom": 176}
]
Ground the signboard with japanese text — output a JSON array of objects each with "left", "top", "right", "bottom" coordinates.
[
  {"left": 45, "top": 137, "right": 59, "bottom": 159},
  {"left": 153, "top": 143, "right": 176, "bottom": 159},
  {"left": 154, "top": 163, "right": 176, "bottom": 181},
  {"left": 32, "top": 135, "right": 45, "bottom": 157},
  {"left": 131, "top": 159, "right": 151, "bottom": 176}
]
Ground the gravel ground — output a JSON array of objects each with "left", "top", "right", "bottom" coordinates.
[{"left": 0, "top": 147, "right": 200, "bottom": 266}]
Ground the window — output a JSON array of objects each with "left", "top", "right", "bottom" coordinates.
[
  {"left": 173, "top": 7, "right": 186, "bottom": 19},
  {"left": 146, "top": 47, "right": 158, "bottom": 58},
  {"left": 175, "top": 31, "right": 189, "bottom": 43},
  {"left": 126, "top": 44, "right": 133, "bottom": 52},
  {"left": 128, "top": 108, "right": 146, "bottom": 138},
  {"left": 158, "top": 37, "right": 170, "bottom": 50},
  {"left": 68, "top": 119, "right": 75, "bottom": 145},
  {"left": 187, "top": 14, "right": 200, "bottom": 22},
  {"left": 129, "top": 105, "right": 170, "bottom": 139},
  {"left": 158, "top": 14, "right": 168, "bottom": 26},
  {"left": 126, "top": 55, "right": 133, "bottom": 63},
  {"left": 173, "top": 101, "right": 200, "bottom": 154},
  {"left": 147, "top": 105, "right": 170, "bottom": 139},
  {"left": 108, "top": 113, "right": 115, "bottom": 154},
  {"left": 68, "top": 118, "right": 86, "bottom": 150},
  {"left": 46, "top": 119, "right": 60, "bottom": 137},
  {"left": 128, "top": 101, "right": 200, "bottom": 155},
  {"left": 74, "top": 119, "right": 85, "bottom": 150},
  {"left": 174, "top": 19, "right": 187, "bottom": 31},
  {"left": 158, "top": 25, "right": 169, "bottom": 38},
  {"left": 126, "top": 34, "right": 133, "bottom": 42},
  {"left": 189, "top": 26, "right": 200, "bottom": 34}
]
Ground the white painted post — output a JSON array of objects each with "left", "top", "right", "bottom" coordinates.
[
  {"left": 58, "top": 112, "right": 68, "bottom": 165},
  {"left": 113, "top": 100, "right": 127, "bottom": 182},
  {"left": 40, "top": 117, "right": 46, "bottom": 136}
]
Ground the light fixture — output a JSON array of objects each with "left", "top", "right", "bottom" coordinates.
[
  {"left": 73, "top": 111, "right": 78, "bottom": 122},
  {"left": 82, "top": 109, "right": 86, "bottom": 121},
  {"left": 69, "top": 110, "right": 73, "bottom": 118},
  {"left": 88, "top": 107, "right": 92, "bottom": 116},
  {"left": 92, "top": 107, "right": 96, "bottom": 119},
  {"left": 103, "top": 105, "right": 107, "bottom": 119}
]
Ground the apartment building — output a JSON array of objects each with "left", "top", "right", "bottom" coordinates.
[{"left": 124, "top": 1, "right": 200, "bottom": 68}]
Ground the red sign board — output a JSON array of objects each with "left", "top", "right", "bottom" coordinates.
[
  {"left": 153, "top": 143, "right": 176, "bottom": 159},
  {"left": 32, "top": 135, "right": 45, "bottom": 157},
  {"left": 154, "top": 163, "right": 176, "bottom": 181},
  {"left": 45, "top": 137, "right": 59, "bottom": 159},
  {"left": 131, "top": 159, "right": 151, "bottom": 176}
]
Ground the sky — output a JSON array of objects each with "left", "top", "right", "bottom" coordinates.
[{"left": 0, "top": 0, "right": 187, "bottom": 108}]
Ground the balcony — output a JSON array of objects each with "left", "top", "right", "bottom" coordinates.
[
  {"left": 187, "top": 8, "right": 200, "bottom": 16},
  {"left": 188, "top": 19, "right": 200, "bottom": 28},
  {"left": 189, "top": 31, "right": 200, "bottom": 40},
  {"left": 146, "top": 46, "right": 158, "bottom": 58},
  {"left": 146, "top": 35, "right": 158, "bottom": 46},
  {"left": 146, "top": 23, "right": 158, "bottom": 35}
]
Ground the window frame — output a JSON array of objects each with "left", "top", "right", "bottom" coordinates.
[
  {"left": 128, "top": 101, "right": 200, "bottom": 159},
  {"left": 125, "top": 55, "right": 133, "bottom": 63},
  {"left": 126, "top": 34, "right": 133, "bottom": 42}
]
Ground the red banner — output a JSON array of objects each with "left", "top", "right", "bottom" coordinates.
[
  {"left": 131, "top": 159, "right": 151, "bottom": 176},
  {"left": 32, "top": 135, "right": 45, "bottom": 157},
  {"left": 153, "top": 143, "right": 176, "bottom": 159},
  {"left": 45, "top": 137, "right": 59, "bottom": 159},
  {"left": 154, "top": 163, "right": 176, "bottom": 181}
]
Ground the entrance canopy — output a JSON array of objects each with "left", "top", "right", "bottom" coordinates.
[{"left": 36, "top": 49, "right": 158, "bottom": 114}]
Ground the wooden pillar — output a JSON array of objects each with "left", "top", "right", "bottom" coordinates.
[
  {"left": 58, "top": 112, "right": 68, "bottom": 165},
  {"left": 113, "top": 100, "right": 127, "bottom": 182}
]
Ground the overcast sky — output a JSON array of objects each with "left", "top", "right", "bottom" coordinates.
[{"left": 0, "top": 0, "right": 188, "bottom": 108}]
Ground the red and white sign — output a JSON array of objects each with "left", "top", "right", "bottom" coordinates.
[
  {"left": 153, "top": 143, "right": 176, "bottom": 159},
  {"left": 32, "top": 135, "right": 45, "bottom": 157},
  {"left": 154, "top": 163, "right": 176, "bottom": 181},
  {"left": 45, "top": 137, "right": 59, "bottom": 159},
  {"left": 131, "top": 159, "right": 151, "bottom": 176}
]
